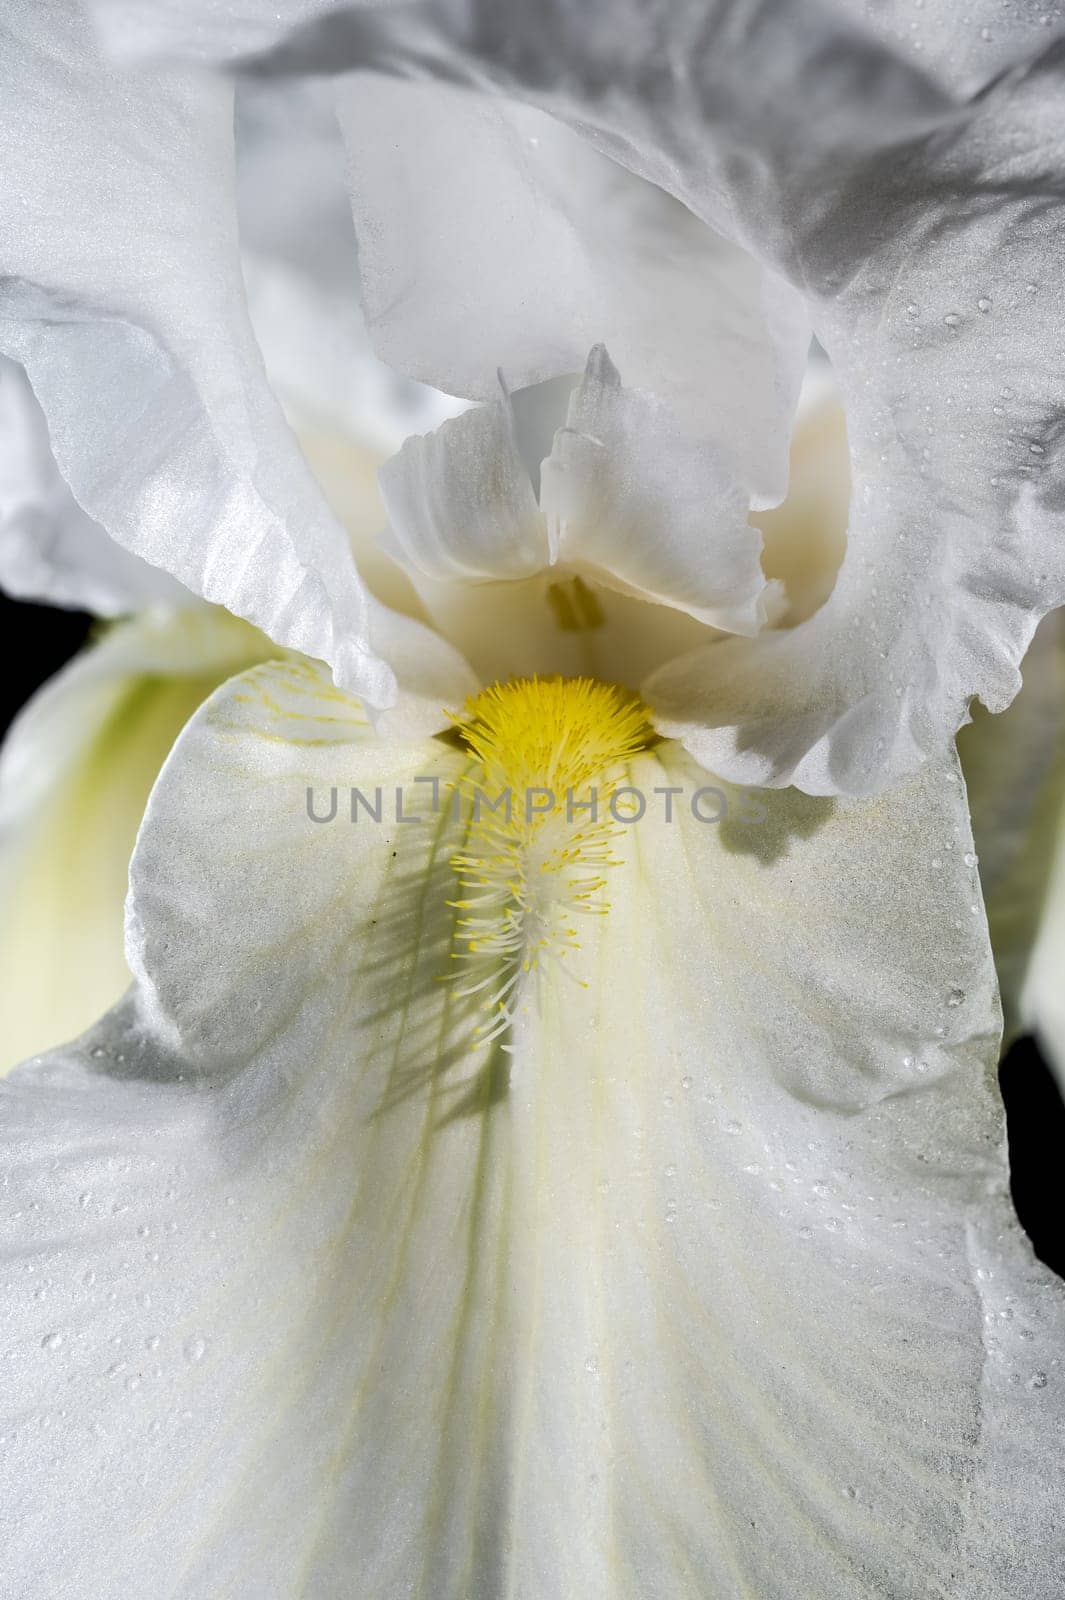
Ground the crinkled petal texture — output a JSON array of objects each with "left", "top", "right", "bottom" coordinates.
[
  {"left": 0, "top": 609, "right": 272, "bottom": 1072},
  {"left": 647, "top": 28, "right": 1065, "bottom": 792},
  {"left": 0, "top": 3, "right": 403, "bottom": 705},
  {"left": 3, "top": 655, "right": 1064, "bottom": 1598},
  {"left": 960, "top": 613, "right": 1065, "bottom": 1085},
  {"left": 84, "top": 0, "right": 1065, "bottom": 794},
  {"left": 0, "top": 356, "right": 187, "bottom": 614}
]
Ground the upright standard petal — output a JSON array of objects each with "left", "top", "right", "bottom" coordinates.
[
  {"left": 81, "top": 4, "right": 813, "bottom": 505},
  {"left": 336, "top": 81, "right": 809, "bottom": 505},
  {"left": 234, "top": 77, "right": 468, "bottom": 453},
  {"left": 2, "top": 656, "right": 1063, "bottom": 1596},
  {"left": 110, "top": 0, "right": 1065, "bottom": 794},
  {"left": 0, "top": 4, "right": 392, "bottom": 704}
]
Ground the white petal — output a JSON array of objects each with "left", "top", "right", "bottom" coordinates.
[
  {"left": 336, "top": 80, "right": 809, "bottom": 505},
  {"left": 379, "top": 399, "right": 548, "bottom": 583},
  {"left": 0, "top": 609, "right": 271, "bottom": 1073},
  {"left": 87, "top": 0, "right": 340, "bottom": 64},
  {"left": 540, "top": 346, "right": 773, "bottom": 634},
  {"left": 86, "top": 0, "right": 810, "bottom": 494},
  {"left": 190, "top": 0, "right": 1065, "bottom": 794},
  {"left": 837, "top": 0, "right": 1065, "bottom": 95},
  {"left": 235, "top": 78, "right": 468, "bottom": 453},
  {"left": 408, "top": 2, "right": 1065, "bottom": 794},
  {"left": 0, "top": 7, "right": 392, "bottom": 704},
  {"left": 0, "top": 357, "right": 187, "bottom": 615},
  {"left": 4, "top": 657, "right": 1063, "bottom": 1595}
]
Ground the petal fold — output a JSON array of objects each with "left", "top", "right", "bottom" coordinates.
[
  {"left": 0, "top": 6, "right": 391, "bottom": 703},
  {"left": 95, "top": 0, "right": 1065, "bottom": 793}
]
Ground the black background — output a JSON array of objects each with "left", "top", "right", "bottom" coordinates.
[{"left": 2, "top": 591, "right": 1062, "bottom": 1281}]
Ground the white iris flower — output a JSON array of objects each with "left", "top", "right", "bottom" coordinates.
[{"left": 1, "top": 3, "right": 1064, "bottom": 1597}]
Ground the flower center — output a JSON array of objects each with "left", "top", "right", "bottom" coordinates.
[{"left": 448, "top": 676, "right": 652, "bottom": 1046}]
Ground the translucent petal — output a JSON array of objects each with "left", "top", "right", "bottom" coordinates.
[
  {"left": 336, "top": 81, "right": 809, "bottom": 506},
  {"left": 235, "top": 78, "right": 468, "bottom": 452},
  {"left": 379, "top": 399, "right": 548, "bottom": 583}
]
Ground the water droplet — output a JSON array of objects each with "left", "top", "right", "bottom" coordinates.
[
  {"left": 40, "top": 1332, "right": 62, "bottom": 1351},
  {"left": 977, "top": 296, "right": 992, "bottom": 313},
  {"left": 946, "top": 987, "right": 965, "bottom": 1009},
  {"left": 183, "top": 1337, "right": 207, "bottom": 1365},
  {"left": 943, "top": 312, "right": 961, "bottom": 328},
  {"left": 1029, "top": 1371, "right": 1048, "bottom": 1390},
  {"left": 1030, "top": 442, "right": 1046, "bottom": 456},
  {"left": 824, "top": 1218, "right": 843, "bottom": 1233}
]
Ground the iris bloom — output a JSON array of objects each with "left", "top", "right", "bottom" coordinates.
[{"left": 2, "top": 2, "right": 1065, "bottom": 1596}]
